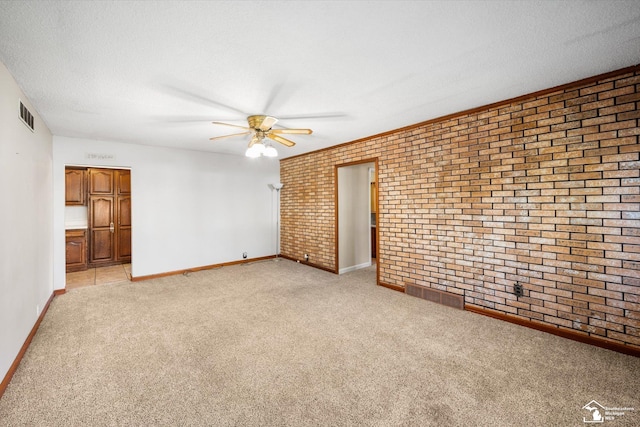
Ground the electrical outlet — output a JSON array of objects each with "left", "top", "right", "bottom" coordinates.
[
  {"left": 36, "top": 304, "right": 40, "bottom": 316},
  {"left": 304, "top": 254, "right": 309, "bottom": 262},
  {"left": 514, "top": 283, "right": 524, "bottom": 297},
  {"left": 242, "top": 252, "right": 247, "bottom": 259}
]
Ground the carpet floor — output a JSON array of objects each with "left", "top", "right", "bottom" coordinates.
[{"left": 0, "top": 259, "right": 638, "bottom": 426}]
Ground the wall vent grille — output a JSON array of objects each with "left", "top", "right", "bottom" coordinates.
[
  {"left": 19, "top": 100, "right": 34, "bottom": 131},
  {"left": 405, "top": 283, "right": 465, "bottom": 310}
]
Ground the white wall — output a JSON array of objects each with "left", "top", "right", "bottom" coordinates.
[
  {"left": 338, "top": 163, "right": 373, "bottom": 274},
  {"left": 0, "top": 62, "right": 53, "bottom": 381},
  {"left": 53, "top": 137, "right": 280, "bottom": 288}
]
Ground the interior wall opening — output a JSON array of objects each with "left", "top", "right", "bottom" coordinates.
[
  {"left": 64, "top": 166, "right": 132, "bottom": 289},
  {"left": 336, "top": 160, "right": 378, "bottom": 282}
]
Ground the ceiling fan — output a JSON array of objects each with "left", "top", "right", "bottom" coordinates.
[{"left": 209, "top": 115, "right": 312, "bottom": 157}]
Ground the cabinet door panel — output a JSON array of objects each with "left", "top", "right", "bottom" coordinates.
[
  {"left": 89, "top": 169, "right": 114, "bottom": 194},
  {"left": 118, "top": 197, "right": 131, "bottom": 227},
  {"left": 66, "top": 230, "right": 87, "bottom": 272},
  {"left": 116, "top": 196, "right": 132, "bottom": 262},
  {"left": 116, "top": 170, "right": 131, "bottom": 195},
  {"left": 66, "top": 240, "right": 83, "bottom": 263},
  {"left": 117, "top": 228, "right": 132, "bottom": 260},
  {"left": 90, "top": 197, "right": 114, "bottom": 228},
  {"left": 91, "top": 229, "right": 114, "bottom": 262},
  {"left": 65, "top": 169, "right": 85, "bottom": 205}
]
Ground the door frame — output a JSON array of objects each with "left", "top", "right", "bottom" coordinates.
[
  {"left": 334, "top": 158, "right": 379, "bottom": 285},
  {"left": 63, "top": 165, "right": 132, "bottom": 284}
]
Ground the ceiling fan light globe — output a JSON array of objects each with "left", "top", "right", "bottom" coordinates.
[
  {"left": 264, "top": 145, "right": 278, "bottom": 157},
  {"left": 245, "top": 142, "right": 266, "bottom": 158},
  {"left": 245, "top": 146, "right": 261, "bottom": 158}
]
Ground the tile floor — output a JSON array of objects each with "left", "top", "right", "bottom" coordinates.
[{"left": 66, "top": 263, "right": 131, "bottom": 290}]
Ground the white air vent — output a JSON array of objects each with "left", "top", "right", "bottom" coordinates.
[{"left": 19, "top": 100, "right": 34, "bottom": 131}]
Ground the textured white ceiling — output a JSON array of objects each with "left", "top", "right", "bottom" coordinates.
[{"left": 1, "top": 1, "right": 639, "bottom": 158}]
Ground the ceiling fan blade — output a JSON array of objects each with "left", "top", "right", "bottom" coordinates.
[
  {"left": 209, "top": 131, "right": 251, "bottom": 141},
  {"left": 270, "top": 128, "right": 313, "bottom": 135},
  {"left": 268, "top": 134, "right": 296, "bottom": 147},
  {"left": 276, "top": 112, "right": 347, "bottom": 120},
  {"left": 260, "top": 116, "right": 278, "bottom": 131},
  {"left": 212, "top": 121, "right": 252, "bottom": 130},
  {"left": 263, "top": 83, "right": 285, "bottom": 114},
  {"left": 160, "top": 85, "right": 248, "bottom": 115},
  {"left": 154, "top": 115, "right": 220, "bottom": 123}
]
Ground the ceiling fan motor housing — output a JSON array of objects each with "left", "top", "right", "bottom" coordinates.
[{"left": 248, "top": 115, "right": 277, "bottom": 130}]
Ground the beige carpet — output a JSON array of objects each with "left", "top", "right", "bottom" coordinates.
[{"left": 1, "top": 259, "right": 638, "bottom": 426}]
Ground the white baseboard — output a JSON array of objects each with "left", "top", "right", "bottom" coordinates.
[{"left": 339, "top": 261, "right": 372, "bottom": 275}]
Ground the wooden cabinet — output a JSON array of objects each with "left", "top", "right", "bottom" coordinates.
[
  {"left": 88, "top": 169, "right": 131, "bottom": 266},
  {"left": 65, "top": 169, "right": 86, "bottom": 205},
  {"left": 64, "top": 167, "right": 131, "bottom": 269},
  {"left": 66, "top": 229, "right": 87, "bottom": 272}
]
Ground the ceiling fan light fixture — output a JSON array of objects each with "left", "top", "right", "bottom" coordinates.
[{"left": 213, "top": 115, "right": 310, "bottom": 156}]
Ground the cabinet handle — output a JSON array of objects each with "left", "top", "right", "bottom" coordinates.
[
  {"left": 68, "top": 242, "right": 81, "bottom": 246},
  {"left": 110, "top": 222, "right": 115, "bottom": 233}
]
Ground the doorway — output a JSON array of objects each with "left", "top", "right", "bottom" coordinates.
[
  {"left": 336, "top": 159, "right": 378, "bottom": 283},
  {"left": 64, "top": 166, "right": 132, "bottom": 287}
]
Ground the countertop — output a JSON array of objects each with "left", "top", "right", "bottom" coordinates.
[{"left": 65, "top": 222, "right": 88, "bottom": 230}]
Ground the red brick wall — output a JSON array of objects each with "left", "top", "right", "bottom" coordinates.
[{"left": 280, "top": 67, "right": 640, "bottom": 348}]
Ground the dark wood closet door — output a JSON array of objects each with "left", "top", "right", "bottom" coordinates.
[
  {"left": 86, "top": 168, "right": 131, "bottom": 267},
  {"left": 116, "top": 196, "right": 131, "bottom": 262},
  {"left": 89, "top": 196, "right": 115, "bottom": 264}
]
